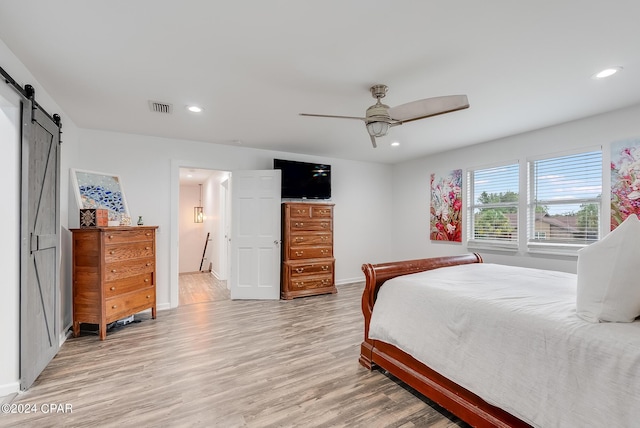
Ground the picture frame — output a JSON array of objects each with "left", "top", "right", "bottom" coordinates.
[
  {"left": 70, "top": 168, "right": 130, "bottom": 224},
  {"left": 430, "top": 169, "right": 463, "bottom": 242}
]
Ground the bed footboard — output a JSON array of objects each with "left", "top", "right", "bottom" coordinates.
[{"left": 359, "top": 253, "right": 530, "bottom": 428}]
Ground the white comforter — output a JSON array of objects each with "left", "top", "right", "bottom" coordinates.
[{"left": 368, "top": 263, "right": 640, "bottom": 428}]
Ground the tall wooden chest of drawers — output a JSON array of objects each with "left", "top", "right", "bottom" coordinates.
[
  {"left": 71, "top": 226, "right": 158, "bottom": 340},
  {"left": 281, "top": 202, "right": 336, "bottom": 299}
]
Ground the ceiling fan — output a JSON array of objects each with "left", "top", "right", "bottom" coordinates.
[{"left": 300, "top": 84, "right": 469, "bottom": 148}]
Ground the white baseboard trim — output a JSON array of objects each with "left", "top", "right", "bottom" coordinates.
[
  {"left": 0, "top": 381, "right": 20, "bottom": 399},
  {"left": 335, "top": 276, "right": 365, "bottom": 286},
  {"left": 157, "top": 302, "right": 171, "bottom": 311}
]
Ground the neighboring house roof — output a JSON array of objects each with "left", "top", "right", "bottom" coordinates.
[{"left": 502, "top": 212, "right": 580, "bottom": 233}]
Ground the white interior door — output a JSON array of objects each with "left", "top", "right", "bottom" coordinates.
[
  {"left": 230, "top": 170, "right": 281, "bottom": 299},
  {"left": 219, "top": 178, "right": 229, "bottom": 281}
]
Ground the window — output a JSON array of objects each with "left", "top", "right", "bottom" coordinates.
[
  {"left": 528, "top": 150, "right": 602, "bottom": 250},
  {"left": 467, "top": 163, "right": 519, "bottom": 248}
]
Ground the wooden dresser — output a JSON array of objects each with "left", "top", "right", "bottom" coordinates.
[
  {"left": 281, "top": 202, "right": 336, "bottom": 299},
  {"left": 71, "top": 226, "right": 158, "bottom": 340}
]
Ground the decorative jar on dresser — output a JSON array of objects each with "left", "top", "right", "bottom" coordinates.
[
  {"left": 71, "top": 226, "right": 158, "bottom": 340},
  {"left": 281, "top": 202, "right": 336, "bottom": 299}
]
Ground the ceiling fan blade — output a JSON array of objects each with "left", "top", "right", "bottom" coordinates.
[
  {"left": 299, "top": 113, "right": 366, "bottom": 121},
  {"left": 370, "top": 135, "right": 377, "bottom": 148},
  {"left": 388, "top": 95, "right": 469, "bottom": 124}
]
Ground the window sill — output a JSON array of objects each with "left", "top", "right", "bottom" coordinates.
[{"left": 467, "top": 240, "right": 518, "bottom": 252}]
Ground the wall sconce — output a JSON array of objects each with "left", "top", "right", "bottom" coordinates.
[{"left": 194, "top": 183, "right": 204, "bottom": 223}]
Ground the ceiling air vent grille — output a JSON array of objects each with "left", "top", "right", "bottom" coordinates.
[{"left": 148, "top": 100, "right": 173, "bottom": 114}]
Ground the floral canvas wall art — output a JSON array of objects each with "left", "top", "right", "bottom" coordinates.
[
  {"left": 430, "top": 169, "right": 462, "bottom": 242},
  {"left": 611, "top": 139, "right": 640, "bottom": 229}
]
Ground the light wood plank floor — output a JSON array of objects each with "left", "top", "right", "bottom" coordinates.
[
  {"left": 179, "top": 272, "right": 230, "bottom": 306},
  {"left": 1, "top": 280, "right": 468, "bottom": 428}
]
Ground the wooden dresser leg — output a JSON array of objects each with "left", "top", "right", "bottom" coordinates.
[
  {"left": 99, "top": 323, "right": 106, "bottom": 340},
  {"left": 72, "top": 321, "right": 80, "bottom": 338}
]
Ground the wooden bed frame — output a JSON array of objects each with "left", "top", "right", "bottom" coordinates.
[{"left": 359, "top": 253, "right": 531, "bottom": 428}]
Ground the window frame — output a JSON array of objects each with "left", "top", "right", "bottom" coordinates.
[
  {"left": 526, "top": 148, "right": 603, "bottom": 255},
  {"left": 466, "top": 161, "right": 521, "bottom": 251}
]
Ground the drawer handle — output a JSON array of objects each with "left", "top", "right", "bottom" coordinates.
[
  {"left": 108, "top": 235, "right": 114, "bottom": 239},
  {"left": 295, "top": 268, "right": 304, "bottom": 273},
  {"left": 146, "top": 295, "right": 151, "bottom": 299},
  {"left": 296, "top": 209, "right": 305, "bottom": 214},
  {"left": 295, "top": 251, "right": 304, "bottom": 257},
  {"left": 322, "top": 279, "right": 329, "bottom": 285},
  {"left": 110, "top": 286, "right": 116, "bottom": 291},
  {"left": 146, "top": 233, "right": 151, "bottom": 236},
  {"left": 111, "top": 269, "right": 117, "bottom": 273},
  {"left": 109, "top": 250, "right": 115, "bottom": 255},
  {"left": 295, "top": 237, "right": 304, "bottom": 242},
  {"left": 144, "top": 278, "right": 149, "bottom": 283},
  {"left": 145, "top": 246, "right": 150, "bottom": 250},
  {"left": 294, "top": 222, "right": 304, "bottom": 227},
  {"left": 146, "top": 262, "right": 151, "bottom": 267},
  {"left": 321, "top": 249, "right": 328, "bottom": 255},
  {"left": 112, "top": 305, "right": 117, "bottom": 309},
  {"left": 321, "top": 222, "right": 328, "bottom": 228},
  {"left": 322, "top": 265, "right": 329, "bottom": 271}
]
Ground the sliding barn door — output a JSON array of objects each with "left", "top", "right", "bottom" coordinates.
[{"left": 20, "top": 99, "right": 61, "bottom": 390}]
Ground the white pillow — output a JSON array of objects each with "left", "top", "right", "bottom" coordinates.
[{"left": 576, "top": 214, "right": 640, "bottom": 322}]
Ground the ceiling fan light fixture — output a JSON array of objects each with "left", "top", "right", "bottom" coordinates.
[{"left": 366, "top": 121, "right": 389, "bottom": 137}]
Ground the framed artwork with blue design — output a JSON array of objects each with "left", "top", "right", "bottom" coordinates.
[{"left": 71, "top": 169, "right": 130, "bottom": 224}]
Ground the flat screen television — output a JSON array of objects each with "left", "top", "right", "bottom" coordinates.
[{"left": 273, "top": 159, "right": 331, "bottom": 200}]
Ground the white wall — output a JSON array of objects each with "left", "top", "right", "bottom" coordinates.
[
  {"left": 178, "top": 184, "right": 210, "bottom": 273},
  {"left": 74, "top": 129, "right": 395, "bottom": 308},
  {"left": 205, "top": 172, "right": 230, "bottom": 279},
  {"left": 1, "top": 38, "right": 80, "bottom": 396},
  {"left": 0, "top": 83, "right": 21, "bottom": 397},
  {"left": 391, "top": 103, "right": 640, "bottom": 273}
]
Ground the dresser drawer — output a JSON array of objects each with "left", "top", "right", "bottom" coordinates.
[
  {"left": 103, "top": 229, "right": 155, "bottom": 244},
  {"left": 104, "top": 273, "right": 154, "bottom": 298},
  {"left": 290, "top": 231, "right": 332, "bottom": 246},
  {"left": 105, "top": 258, "right": 155, "bottom": 281},
  {"left": 290, "top": 219, "right": 332, "bottom": 231},
  {"left": 286, "top": 260, "right": 334, "bottom": 277},
  {"left": 290, "top": 274, "right": 333, "bottom": 290},
  {"left": 288, "top": 246, "right": 332, "bottom": 260},
  {"left": 310, "top": 206, "right": 332, "bottom": 218},
  {"left": 106, "top": 287, "right": 155, "bottom": 321},
  {"left": 288, "top": 204, "right": 311, "bottom": 218},
  {"left": 105, "top": 241, "right": 154, "bottom": 262}
]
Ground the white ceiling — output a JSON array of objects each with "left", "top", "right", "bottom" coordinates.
[{"left": 1, "top": 1, "right": 639, "bottom": 164}]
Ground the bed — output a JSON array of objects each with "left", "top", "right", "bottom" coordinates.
[{"left": 359, "top": 253, "right": 640, "bottom": 428}]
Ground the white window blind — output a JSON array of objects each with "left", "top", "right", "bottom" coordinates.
[
  {"left": 529, "top": 150, "right": 602, "bottom": 250},
  {"left": 467, "top": 163, "right": 519, "bottom": 248}
]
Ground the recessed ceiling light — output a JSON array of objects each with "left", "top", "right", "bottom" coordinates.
[
  {"left": 186, "top": 105, "right": 203, "bottom": 113},
  {"left": 390, "top": 141, "right": 400, "bottom": 147},
  {"left": 592, "top": 66, "right": 623, "bottom": 79}
]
